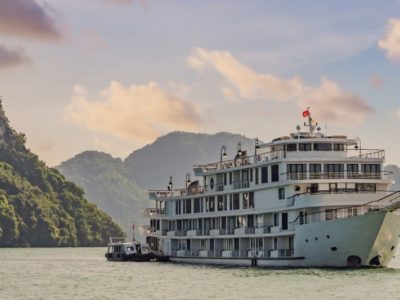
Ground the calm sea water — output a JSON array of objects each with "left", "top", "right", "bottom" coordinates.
[{"left": 0, "top": 247, "right": 400, "bottom": 300}]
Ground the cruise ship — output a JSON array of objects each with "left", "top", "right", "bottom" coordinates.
[{"left": 143, "top": 110, "right": 400, "bottom": 267}]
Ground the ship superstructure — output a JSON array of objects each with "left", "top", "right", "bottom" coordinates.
[{"left": 143, "top": 110, "right": 400, "bottom": 267}]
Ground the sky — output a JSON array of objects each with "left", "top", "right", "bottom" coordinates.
[{"left": 0, "top": 0, "right": 400, "bottom": 166}]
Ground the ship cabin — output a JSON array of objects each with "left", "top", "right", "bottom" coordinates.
[{"left": 145, "top": 119, "right": 392, "bottom": 260}]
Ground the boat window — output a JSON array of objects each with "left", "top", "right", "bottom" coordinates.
[
  {"left": 309, "top": 164, "right": 321, "bottom": 179},
  {"left": 278, "top": 188, "right": 285, "bottom": 200},
  {"left": 271, "top": 165, "right": 279, "bottom": 182},
  {"left": 314, "top": 143, "right": 332, "bottom": 151},
  {"left": 325, "top": 209, "right": 338, "bottom": 220},
  {"left": 361, "top": 164, "right": 381, "bottom": 178},
  {"left": 261, "top": 167, "right": 268, "bottom": 183},
  {"left": 347, "top": 164, "right": 359, "bottom": 179},
  {"left": 255, "top": 168, "right": 259, "bottom": 184},
  {"left": 242, "top": 192, "right": 249, "bottom": 209},
  {"left": 233, "top": 194, "right": 240, "bottom": 210},
  {"left": 324, "top": 164, "right": 344, "bottom": 179},
  {"left": 287, "top": 144, "right": 297, "bottom": 152},
  {"left": 356, "top": 183, "right": 376, "bottom": 192},
  {"left": 217, "top": 195, "right": 224, "bottom": 211},
  {"left": 287, "top": 164, "right": 306, "bottom": 180},
  {"left": 185, "top": 199, "right": 191, "bottom": 214},
  {"left": 194, "top": 198, "right": 201, "bottom": 213},
  {"left": 333, "top": 143, "right": 345, "bottom": 151},
  {"left": 273, "top": 213, "right": 279, "bottom": 226},
  {"left": 249, "top": 192, "right": 254, "bottom": 208},
  {"left": 299, "top": 143, "right": 312, "bottom": 151}
]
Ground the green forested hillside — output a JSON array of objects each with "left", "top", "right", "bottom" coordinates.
[
  {"left": 57, "top": 151, "right": 148, "bottom": 236},
  {"left": 57, "top": 132, "right": 258, "bottom": 236},
  {"left": 0, "top": 102, "right": 124, "bottom": 247}
]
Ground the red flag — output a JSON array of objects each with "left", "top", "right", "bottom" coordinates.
[{"left": 302, "top": 109, "right": 310, "bottom": 117}]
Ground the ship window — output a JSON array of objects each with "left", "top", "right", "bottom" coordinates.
[
  {"left": 233, "top": 194, "right": 240, "bottom": 210},
  {"left": 185, "top": 199, "right": 191, "bottom": 214},
  {"left": 243, "top": 192, "right": 249, "bottom": 209},
  {"left": 175, "top": 200, "right": 181, "bottom": 215},
  {"left": 194, "top": 198, "right": 201, "bottom": 213},
  {"left": 299, "top": 211, "right": 307, "bottom": 225},
  {"left": 325, "top": 209, "right": 338, "bottom": 220},
  {"left": 255, "top": 168, "right": 259, "bottom": 184},
  {"left": 287, "top": 144, "right": 297, "bottom": 152},
  {"left": 356, "top": 183, "right": 376, "bottom": 192},
  {"left": 309, "top": 164, "right": 321, "bottom": 179},
  {"left": 347, "top": 164, "right": 359, "bottom": 179},
  {"left": 324, "top": 164, "right": 344, "bottom": 179},
  {"left": 347, "top": 208, "right": 358, "bottom": 217},
  {"left": 250, "top": 168, "right": 253, "bottom": 182},
  {"left": 217, "top": 195, "right": 224, "bottom": 211},
  {"left": 333, "top": 143, "right": 345, "bottom": 151},
  {"left": 299, "top": 143, "right": 312, "bottom": 151},
  {"left": 261, "top": 167, "right": 268, "bottom": 183},
  {"left": 209, "top": 196, "right": 215, "bottom": 212},
  {"left": 249, "top": 192, "right": 254, "bottom": 208},
  {"left": 229, "top": 173, "right": 232, "bottom": 185},
  {"left": 224, "top": 173, "right": 227, "bottom": 185},
  {"left": 271, "top": 165, "right": 279, "bottom": 182},
  {"left": 362, "top": 164, "right": 381, "bottom": 179},
  {"left": 314, "top": 143, "right": 332, "bottom": 151},
  {"left": 281, "top": 213, "right": 288, "bottom": 230},
  {"left": 287, "top": 164, "right": 306, "bottom": 180},
  {"left": 278, "top": 188, "right": 285, "bottom": 200},
  {"left": 273, "top": 213, "right": 279, "bottom": 226}
]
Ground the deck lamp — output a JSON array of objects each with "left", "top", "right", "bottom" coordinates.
[{"left": 220, "top": 145, "right": 227, "bottom": 162}]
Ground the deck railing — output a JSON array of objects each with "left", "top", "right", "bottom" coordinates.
[
  {"left": 284, "top": 171, "right": 391, "bottom": 181},
  {"left": 289, "top": 191, "right": 400, "bottom": 227},
  {"left": 194, "top": 148, "right": 385, "bottom": 174},
  {"left": 170, "top": 248, "right": 294, "bottom": 258}
]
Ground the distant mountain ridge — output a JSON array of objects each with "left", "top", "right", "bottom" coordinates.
[
  {"left": 57, "top": 131, "right": 258, "bottom": 235},
  {"left": 0, "top": 102, "right": 124, "bottom": 247}
]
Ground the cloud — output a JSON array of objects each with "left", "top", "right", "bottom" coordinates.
[
  {"left": 0, "top": 0, "right": 62, "bottom": 41},
  {"left": 378, "top": 18, "right": 400, "bottom": 61},
  {"left": 188, "top": 47, "right": 373, "bottom": 124},
  {"left": 369, "top": 75, "right": 384, "bottom": 88},
  {"left": 66, "top": 81, "right": 202, "bottom": 142},
  {"left": 397, "top": 109, "right": 400, "bottom": 119},
  {"left": 187, "top": 48, "right": 303, "bottom": 102},
  {"left": 0, "top": 44, "right": 31, "bottom": 69}
]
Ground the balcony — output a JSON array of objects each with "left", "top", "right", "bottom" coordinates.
[
  {"left": 149, "top": 185, "right": 207, "bottom": 200},
  {"left": 234, "top": 227, "right": 255, "bottom": 235},
  {"left": 270, "top": 249, "right": 294, "bottom": 258},
  {"left": 142, "top": 208, "right": 164, "bottom": 217},
  {"left": 209, "top": 229, "right": 227, "bottom": 236},
  {"left": 232, "top": 181, "right": 250, "bottom": 190},
  {"left": 186, "top": 230, "right": 200, "bottom": 237}
]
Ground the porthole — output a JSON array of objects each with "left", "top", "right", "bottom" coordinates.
[
  {"left": 331, "top": 247, "right": 337, "bottom": 251},
  {"left": 391, "top": 246, "right": 395, "bottom": 251},
  {"left": 305, "top": 239, "right": 308, "bottom": 243},
  {"left": 326, "top": 235, "right": 330, "bottom": 239},
  {"left": 315, "top": 237, "right": 318, "bottom": 241}
]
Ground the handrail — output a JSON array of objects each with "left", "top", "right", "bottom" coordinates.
[
  {"left": 289, "top": 190, "right": 400, "bottom": 225},
  {"left": 194, "top": 148, "right": 385, "bottom": 172}
]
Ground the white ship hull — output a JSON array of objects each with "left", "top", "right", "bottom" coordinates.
[{"left": 167, "top": 210, "right": 400, "bottom": 267}]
